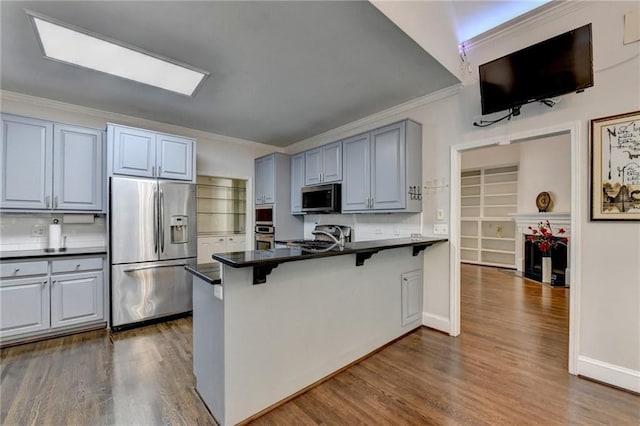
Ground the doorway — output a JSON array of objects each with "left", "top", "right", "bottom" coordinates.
[{"left": 449, "top": 122, "right": 582, "bottom": 374}]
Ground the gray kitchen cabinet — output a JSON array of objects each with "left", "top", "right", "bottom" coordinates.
[
  {"left": 0, "top": 276, "right": 50, "bottom": 339},
  {"left": 0, "top": 114, "right": 104, "bottom": 211},
  {"left": 401, "top": 270, "right": 423, "bottom": 326},
  {"left": 342, "top": 120, "right": 422, "bottom": 213},
  {"left": 53, "top": 124, "right": 104, "bottom": 211},
  {"left": 0, "top": 260, "right": 50, "bottom": 339},
  {"left": 0, "top": 114, "right": 53, "bottom": 209},
  {"left": 290, "top": 153, "right": 305, "bottom": 214},
  {"left": 342, "top": 132, "right": 370, "bottom": 211},
  {"left": 108, "top": 124, "right": 194, "bottom": 181},
  {"left": 255, "top": 154, "right": 275, "bottom": 204},
  {"left": 304, "top": 141, "right": 342, "bottom": 186},
  {"left": 0, "top": 256, "right": 106, "bottom": 344},
  {"left": 50, "top": 271, "right": 104, "bottom": 329}
]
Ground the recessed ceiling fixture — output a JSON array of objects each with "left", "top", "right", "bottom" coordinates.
[{"left": 25, "top": 9, "right": 209, "bottom": 96}]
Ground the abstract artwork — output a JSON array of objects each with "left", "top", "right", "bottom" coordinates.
[{"left": 590, "top": 110, "right": 640, "bottom": 220}]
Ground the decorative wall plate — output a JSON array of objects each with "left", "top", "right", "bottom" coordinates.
[{"left": 536, "top": 191, "right": 551, "bottom": 212}]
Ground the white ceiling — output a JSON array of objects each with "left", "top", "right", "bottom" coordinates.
[{"left": 0, "top": 1, "right": 546, "bottom": 147}]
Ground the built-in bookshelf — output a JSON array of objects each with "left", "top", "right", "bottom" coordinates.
[
  {"left": 196, "top": 176, "right": 246, "bottom": 235},
  {"left": 460, "top": 165, "right": 518, "bottom": 268}
]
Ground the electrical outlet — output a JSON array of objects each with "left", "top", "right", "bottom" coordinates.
[
  {"left": 433, "top": 224, "right": 449, "bottom": 235},
  {"left": 375, "top": 227, "right": 383, "bottom": 234},
  {"left": 31, "top": 224, "right": 46, "bottom": 237}
]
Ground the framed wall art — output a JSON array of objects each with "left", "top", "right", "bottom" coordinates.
[{"left": 590, "top": 110, "right": 640, "bottom": 220}]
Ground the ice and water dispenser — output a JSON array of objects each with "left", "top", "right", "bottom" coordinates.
[{"left": 170, "top": 215, "right": 189, "bottom": 244}]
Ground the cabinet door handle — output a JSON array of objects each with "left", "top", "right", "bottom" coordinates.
[
  {"left": 152, "top": 166, "right": 155, "bottom": 177},
  {"left": 158, "top": 166, "right": 162, "bottom": 176},
  {"left": 45, "top": 196, "right": 51, "bottom": 208},
  {"left": 403, "top": 277, "right": 409, "bottom": 282},
  {"left": 54, "top": 196, "right": 58, "bottom": 208},
  {"left": 42, "top": 280, "right": 47, "bottom": 287},
  {"left": 371, "top": 198, "right": 374, "bottom": 208},
  {"left": 218, "top": 238, "right": 225, "bottom": 242},
  {"left": 76, "top": 264, "right": 81, "bottom": 269},
  {"left": 52, "top": 280, "right": 56, "bottom": 286}
]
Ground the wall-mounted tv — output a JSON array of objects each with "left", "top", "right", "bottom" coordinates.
[{"left": 479, "top": 23, "right": 593, "bottom": 116}]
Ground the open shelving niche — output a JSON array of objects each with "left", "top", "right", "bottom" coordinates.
[
  {"left": 460, "top": 165, "right": 518, "bottom": 269},
  {"left": 196, "top": 176, "right": 247, "bottom": 264}
]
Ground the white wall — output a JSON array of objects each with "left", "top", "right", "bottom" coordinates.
[
  {"left": 459, "top": 1, "right": 640, "bottom": 380},
  {"left": 517, "top": 133, "right": 571, "bottom": 213},
  {"left": 461, "top": 143, "right": 520, "bottom": 170}
]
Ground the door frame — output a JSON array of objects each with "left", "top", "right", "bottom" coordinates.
[{"left": 449, "top": 121, "right": 582, "bottom": 375}]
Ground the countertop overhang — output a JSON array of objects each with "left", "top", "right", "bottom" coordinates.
[
  {"left": 184, "top": 263, "right": 222, "bottom": 285},
  {"left": 212, "top": 237, "right": 447, "bottom": 284}
]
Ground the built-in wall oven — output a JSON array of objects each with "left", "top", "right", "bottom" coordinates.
[
  {"left": 255, "top": 205, "right": 275, "bottom": 249},
  {"left": 255, "top": 225, "right": 275, "bottom": 250},
  {"left": 256, "top": 205, "right": 274, "bottom": 225}
]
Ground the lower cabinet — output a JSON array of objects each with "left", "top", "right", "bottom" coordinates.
[
  {"left": 401, "top": 270, "right": 423, "bottom": 326},
  {"left": 0, "top": 256, "right": 105, "bottom": 343},
  {"left": 197, "top": 235, "right": 246, "bottom": 264},
  {"left": 0, "top": 276, "right": 50, "bottom": 338},
  {"left": 51, "top": 271, "right": 104, "bottom": 328}
]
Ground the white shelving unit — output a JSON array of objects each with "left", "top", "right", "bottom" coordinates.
[{"left": 460, "top": 165, "right": 518, "bottom": 268}]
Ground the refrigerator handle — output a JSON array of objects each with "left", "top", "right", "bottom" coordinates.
[
  {"left": 160, "top": 188, "right": 165, "bottom": 253},
  {"left": 153, "top": 186, "right": 158, "bottom": 253}
]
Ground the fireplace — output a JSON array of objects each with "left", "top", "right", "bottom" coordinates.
[
  {"left": 524, "top": 238, "right": 568, "bottom": 286},
  {"left": 510, "top": 213, "right": 571, "bottom": 287}
]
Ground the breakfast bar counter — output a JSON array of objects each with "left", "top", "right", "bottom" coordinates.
[{"left": 190, "top": 237, "right": 447, "bottom": 425}]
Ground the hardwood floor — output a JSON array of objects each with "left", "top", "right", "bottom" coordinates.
[{"left": 2, "top": 264, "right": 638, "bottom": 425}]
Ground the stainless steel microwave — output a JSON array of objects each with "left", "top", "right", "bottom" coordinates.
[{"left": 302, "top": 183, "right": 341, "bottom": 213}]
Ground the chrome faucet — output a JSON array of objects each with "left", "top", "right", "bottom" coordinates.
[{"left": 312, "top": 227, "right": 345, "bottom": 248}]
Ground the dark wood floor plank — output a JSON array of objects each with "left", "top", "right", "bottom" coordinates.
[{"left": 1, "top": 264, "right": 638, "bottom": 425}]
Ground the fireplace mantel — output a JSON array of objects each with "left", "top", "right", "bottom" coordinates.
[
  {"left": 509, "top": 212, "right": 571, "bottom": 276},
  {"left": 509, "top": 212, "right": 571, "bottom": 228}
]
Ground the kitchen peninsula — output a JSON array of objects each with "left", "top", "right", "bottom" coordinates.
[{"left": 187, "top": 237, "right": 446, "bottom": 425}]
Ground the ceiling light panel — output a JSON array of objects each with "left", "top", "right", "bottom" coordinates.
[{"left": 26, "top": 10, "right": 209, "bottom": 96}]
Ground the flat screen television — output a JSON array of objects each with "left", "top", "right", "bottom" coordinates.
[{"left": 479, "top": 23, "right": 593, "bottom": 116}]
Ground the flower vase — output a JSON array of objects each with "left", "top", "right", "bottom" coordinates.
[{"left": 542, "top": 256, "right": 552, "bottom": 284}]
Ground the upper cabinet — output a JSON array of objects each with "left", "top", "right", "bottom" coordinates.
[
  {"left": 342, "top": 120, "right": 422, "bottom": 213},
  {"left": 108, "top": 124, "right": 194, "bottom": 182},
  {"left": 255, "top": 154, "right": 276, "bottom": 205},
  {"left": 290, "top": 153, "right": 305, "bottom": 214},
  {"left": 0, "top": 114, "right": 104, "bottom": 212},
  {"left": 304, "top": 141, "right": 342, "bottom": 186}
]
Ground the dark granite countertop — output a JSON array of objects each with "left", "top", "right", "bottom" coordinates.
[
  {"left": 212, "top": 237, "right": 447, "bottom": 270},
  {"left": 0, "top": 246, "right": 107, "bottom": 260},
  {"left": 185, "top": 263, "right": 222, "bottom": 285}
]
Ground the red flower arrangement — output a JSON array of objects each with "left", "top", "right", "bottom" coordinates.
[{"left": 527, "top": 220, "right": 568, "bottom": 255}]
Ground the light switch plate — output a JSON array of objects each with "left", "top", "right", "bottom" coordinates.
[{"left": 436, "top": 209, "right": 444, "bottom": 221}]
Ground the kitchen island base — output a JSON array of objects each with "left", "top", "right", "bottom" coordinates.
[{"left": 193, "top": 246, "right": 428, "bottom": 425}]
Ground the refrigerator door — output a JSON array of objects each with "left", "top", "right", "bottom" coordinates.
[
  {"left": 159, "top": 181, "right": 197, "bottom": 260},
  {"left": 111, "top": 177, "right": 158, "bottom": 264},
  {"left": 110, "top": 258, "right": 195, "bottom": 327}
]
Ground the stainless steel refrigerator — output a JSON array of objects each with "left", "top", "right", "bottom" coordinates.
[{"left": 110, "top": 176, "right": 197, "bottom": 328}]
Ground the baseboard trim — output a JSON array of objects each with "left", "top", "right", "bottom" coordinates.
[
  {"left": 577, "top": 356, "right": 640, "bottom": 394},
  {"left": 422, "top": 312, "right": 451, "bottom": 334}
]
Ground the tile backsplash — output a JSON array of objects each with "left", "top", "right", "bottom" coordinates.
[
  {"left": 0, "top": 213, "right": 106, "bottom": 251},
  {"left": 303, "top": 213, "right": 422, "bottom": 241}
]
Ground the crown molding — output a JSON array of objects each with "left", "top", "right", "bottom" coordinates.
[
  {"left": 287, "top": 84, "right": 462, "bottom": 153},
  {"left": 0, "top": 90, "right": 278, "bottom": 151},
  {"left": 463, "top": 1, "right": 588, "bottom": 51}
]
